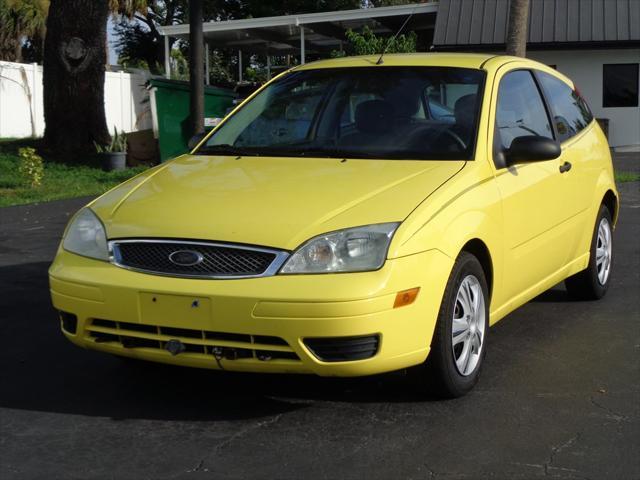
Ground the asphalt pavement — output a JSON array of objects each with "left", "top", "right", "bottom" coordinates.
[{"left": 0, "top": 179, "right": 638, "bottom": 480}]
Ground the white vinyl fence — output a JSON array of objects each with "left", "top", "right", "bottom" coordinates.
[{"left": 0, "top": 60, "right": 152, "bottom": 139}]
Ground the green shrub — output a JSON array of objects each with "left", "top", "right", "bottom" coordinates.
[
  {"left": 18, "top": 147, "right": 44, "bottom": 187},
  {"left": 95, "top": 127, "right": 128, "bottom": 153}
]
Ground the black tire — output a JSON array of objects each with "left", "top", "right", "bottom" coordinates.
[
  {"left": 565, "top": 205, "right": 613, "bottom": 300},
  {"left": 410, "top": 252, "right": 489, "bottom": 398}
]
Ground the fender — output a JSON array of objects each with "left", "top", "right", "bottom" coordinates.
[
  {"left": 594, "top": 169, "right": 619, "bottom": 226},
  {"left": 572, "top": 167, "right": 619, "bottom": 261},
  {"left": 390, "top": 162, "right": 505, "bottom": 317}
]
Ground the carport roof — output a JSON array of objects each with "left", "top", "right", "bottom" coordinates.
[
  {"left": 433, "top": 0, "right": 640, "bottom": 49},
  {"left": 157, "top": 3, "right": 439, "bottom": 53}
]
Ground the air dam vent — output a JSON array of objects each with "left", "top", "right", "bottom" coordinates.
[
  {"left": 86, "top": 319, "right": 300, "bottom": 362},
  {"left": 304, "top": 335, "right": 380, "bottom": 362}
]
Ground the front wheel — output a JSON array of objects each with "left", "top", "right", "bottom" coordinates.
[
  {"left": 410, "top": 252, "right": 489, "bottom": 398},
  {"left": 565, "top": 205, "right": 613, "bottom": 300}
]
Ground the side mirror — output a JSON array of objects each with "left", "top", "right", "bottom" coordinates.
[
  {"left": 187, "top": 132, "right": 208, "bottom": 150},
  {"left": 506, "top": 136, "right": 561, "bottom": 165}
]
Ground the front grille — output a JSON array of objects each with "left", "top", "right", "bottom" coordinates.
[
  {"left": 304, "top": 335, "right": 380, "bottom": 362},
  {"left": 86, "top": 319, "right": 300, "bottom": 362},
  {"left": 111, "top": 240, "right": 285, "bottom": 278}
]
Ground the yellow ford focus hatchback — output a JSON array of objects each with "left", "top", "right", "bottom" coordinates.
[{"left": 50, "top": 54, "right": 618, "bottom": 397}]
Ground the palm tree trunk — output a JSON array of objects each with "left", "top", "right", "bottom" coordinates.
[
  {"left": 43, "top": 0, "right": 111, "bottom": 158},
  {"left": 506, "top": 0, "right": 530, "bottom": 58},
  {"left": 14, "top": 35, "right": 23, "bottom": 63}
]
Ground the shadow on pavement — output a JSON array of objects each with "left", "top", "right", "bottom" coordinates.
[
  {"left": 0, "top": 262, "right": 441, "bottom": 422},
  {"left": 1, "top": 255, "right": 622, "bottom": 422},
  {"left": 531, "top": 287, "right": 571, "bottom": 303}
]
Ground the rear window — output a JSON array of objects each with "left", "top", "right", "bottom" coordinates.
[{"left": 537, "top": 71, "right": 593, "bottom": 142}]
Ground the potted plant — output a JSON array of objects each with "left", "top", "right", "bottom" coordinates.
[{"left": 95, "top": 127, "right": 128, "bottom": 171}]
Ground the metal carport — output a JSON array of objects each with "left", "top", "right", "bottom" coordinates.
[{"left": 157, "top": 2, "right": 439, "bottom": 82}]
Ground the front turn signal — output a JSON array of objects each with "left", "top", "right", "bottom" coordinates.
[{"left": 393, "top": 287, "right": 420, "bottom": 308}]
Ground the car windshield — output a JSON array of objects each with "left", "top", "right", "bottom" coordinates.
[{"left": 197, "top": 67, "right": 485, "bottom": 160}]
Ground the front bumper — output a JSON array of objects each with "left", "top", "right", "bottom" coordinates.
[{"left": 49, "top": 248, "right": 453, "bottom": 376}]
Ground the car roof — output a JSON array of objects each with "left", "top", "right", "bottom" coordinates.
[
  {"left": 295, "top": 53, "right": 498, "bottom": 71},
  {"left": 293, "top": 53, "right": 574, "bottom": 88}
]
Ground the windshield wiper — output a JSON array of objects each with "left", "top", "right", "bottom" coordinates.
[
  {"left": 195, "top": 144, "right": 259, "bottom": 156},
  {"left": 197, "top": 144, "right": 393, "bottom": 160},
  {"left": 281, "top": 147, "right": 382, "bottom": 159}
]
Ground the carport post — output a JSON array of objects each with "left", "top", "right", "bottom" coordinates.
[
  {"left": 238, "top": 49, "right": 243, "bottom": 82},
  {"left": 164, "top": 36, "right": 170, "bottom": 79},
  {"left": 300, "top": 26, "right": 306, "bottom": 64},
  {"left": 205, "top": 42, "right": 210, "bottom": 86},
  {"left": 188, "top": 0, "right": 204, "bottom": 135}
]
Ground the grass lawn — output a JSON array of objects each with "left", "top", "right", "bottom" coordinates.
[
  {"left": 0, "top": 138, "right": 148, "bottom": 208},
  {"left": 615, "top": 171, "right": 640, "bottom": 183}
]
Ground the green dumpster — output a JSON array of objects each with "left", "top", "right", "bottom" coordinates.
[{"left": 148, "top": 78, "right": 236, "bottom": 162}]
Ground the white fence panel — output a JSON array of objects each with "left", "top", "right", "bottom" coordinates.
[{"left": 0, "top": 60, "right": 152, "bottom": 139}]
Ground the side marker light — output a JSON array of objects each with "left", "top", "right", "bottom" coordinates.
[{"left": 394, "top": 288, "right": 420, "bottom": 308}]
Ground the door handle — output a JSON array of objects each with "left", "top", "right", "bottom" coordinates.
[{"left": 559, "top": 161, "right": 572, "bottom": 173}]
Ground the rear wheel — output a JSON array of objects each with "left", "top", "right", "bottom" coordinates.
[
  {"left": 410, "top": 252, "right": 489, "bottom": 398},
  {"left": 565, "top": 205, "right": 613, "bottom": 300}
]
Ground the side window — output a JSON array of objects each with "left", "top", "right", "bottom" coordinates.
[
  {"left": 537, "top": 71, "right": 593, "bottom": 142},
  {"left": 496, "top": 70, "right": 554, "bottom": 150}
]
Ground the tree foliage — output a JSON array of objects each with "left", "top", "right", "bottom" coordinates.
[
  {"left": 108, "top": 0, "right": 148, "bottom": 18},
  {"left": 337, "top": 25, "right": 417, "bottom": 56},
  {"left": 114, "top": 1, "right": 245, "bottom": 74},
  {"left": 0, "top": 0, "right": 49, "bottom": 62}
]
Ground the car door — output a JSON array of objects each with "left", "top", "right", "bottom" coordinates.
[
  {"left": 491, "top": 68, "right": 576, "bottom": 302},
  {"left": 535, "top": 70, "right": 600, "bottom": 255}
]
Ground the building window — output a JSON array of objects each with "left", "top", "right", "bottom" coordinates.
[{"left": 603, "top": 64, "right": 639, "bottom": 108}]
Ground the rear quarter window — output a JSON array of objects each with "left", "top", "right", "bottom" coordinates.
[{"left": 537, "top": 71, "right": 594, "bottom": 142}]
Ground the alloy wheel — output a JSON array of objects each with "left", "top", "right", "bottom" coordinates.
[
  {"left": 451, "top": 275, "right": 486, "bottom": 376},
  {"left": 596, "top": 217, "right": 612, "bottom": 285}
]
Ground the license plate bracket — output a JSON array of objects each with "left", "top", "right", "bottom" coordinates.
[{"left": 139, "top": 292, "right": 211, "bottom": 329}]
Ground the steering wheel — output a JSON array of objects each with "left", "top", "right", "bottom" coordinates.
[
  {"left": 439, "top": 128, "right": 467, "bottom": 150},
  {"left": 405, "top": 125, "right": 467, "bottom": 152}
]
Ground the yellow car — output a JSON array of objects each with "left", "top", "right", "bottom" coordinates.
[{"left": 49, "top": 54, "right": 618, "bottom": 397}]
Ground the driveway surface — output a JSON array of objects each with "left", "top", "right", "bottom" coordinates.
[{"left": 1, "top": 181, "right": 639, "bottom": 480}]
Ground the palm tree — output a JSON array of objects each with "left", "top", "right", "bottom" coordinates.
[
  {"left": 42, "top": 0, "right": 150, "bottom": 157},
  {"left": 506, "top": 0, "right": 530, "bottom": 57},
  {"left": 0, "top": 0, "right": 50, "bottom": 62}
]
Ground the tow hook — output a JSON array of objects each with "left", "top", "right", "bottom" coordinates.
[{"left": 165, "top": 339, "right": 186, "bottom": 356}]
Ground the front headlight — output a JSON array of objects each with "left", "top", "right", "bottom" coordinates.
[
  {"left": 280, "top": 223, "right": 399, "bottom": 274},
  {"left": 63, "top": 208, "right": 109, "bottom": 261}
]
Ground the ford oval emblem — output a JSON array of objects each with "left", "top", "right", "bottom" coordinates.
[{"left": 169, "top": 250, "right": 204, "bottom": 267}]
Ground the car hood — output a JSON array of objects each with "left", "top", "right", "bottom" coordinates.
[{"left": 91, "top": 155, "right": 465, "bottom": 251}]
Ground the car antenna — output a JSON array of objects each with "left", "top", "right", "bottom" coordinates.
[{"left": 376, "top": 11, "right": 414, "bottom": 65}]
